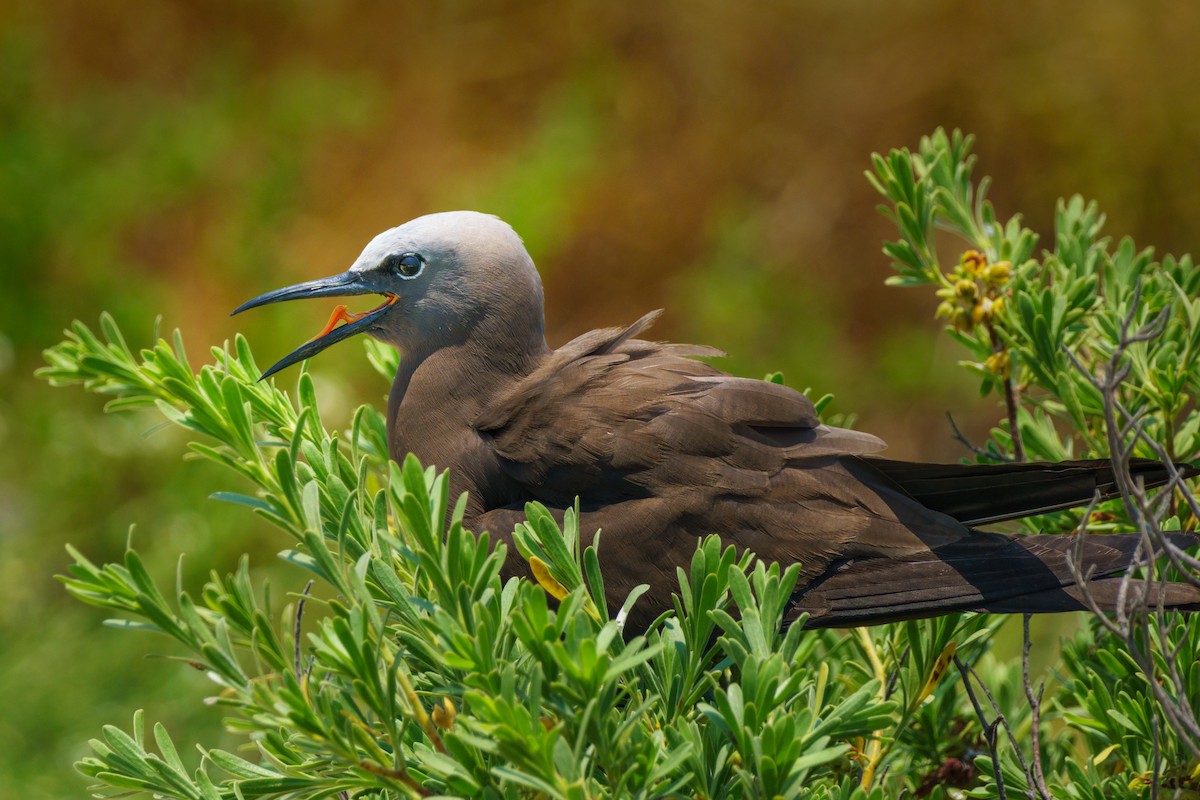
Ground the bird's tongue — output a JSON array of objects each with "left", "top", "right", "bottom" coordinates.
[{"left": 311, "top": 295, "right": 397, "bottom": 341}]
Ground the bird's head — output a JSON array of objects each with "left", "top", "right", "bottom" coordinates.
[{"left": 234, "top": 211, "right": 545, "bottom": 380}]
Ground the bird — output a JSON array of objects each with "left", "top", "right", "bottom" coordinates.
[{"left": 234, "top": 211, "right": 1200, "bottom": 632}]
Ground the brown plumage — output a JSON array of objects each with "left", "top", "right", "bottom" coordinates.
[{"left": 235, "top": 211, "right": 1200, "bottom": 632}]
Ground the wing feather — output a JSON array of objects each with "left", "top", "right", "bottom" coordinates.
[
  {"left": 471, "top": 315, "right": 974, "bottom": 619},
  {"left": 466, "top": 314, "right": 1198, "bottom": 632}
]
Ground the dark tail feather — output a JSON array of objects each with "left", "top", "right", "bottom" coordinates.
[
  {"left": 791, "top": 532, "right": 1200, "bottom": 628},
  {"left": 981, "top": 579, "right": 1200, "bottom": 614},
  {"left": 858, "top": 457, "right": 1197, "bottom": 526}
]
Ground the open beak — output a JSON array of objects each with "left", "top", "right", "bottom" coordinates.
[{"left": 232, "top": 271, "right": 397, "bottom": 380}]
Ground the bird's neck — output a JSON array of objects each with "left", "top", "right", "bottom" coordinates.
[{"left": 385, "top": 310, "right": 550, "bottom": 471}]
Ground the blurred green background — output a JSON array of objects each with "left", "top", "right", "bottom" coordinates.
[{"left": 4, "top": 2, "right": 1200, "bottom": 795}]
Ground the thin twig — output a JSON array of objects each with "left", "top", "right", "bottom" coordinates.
[
  {"left": 946, "top": 412, "right": 1012, "bottom": 462},
  {"left": 395, "top": 664, "right": 447, "bottom": 755},
  {"left": 1001, "top": 374, "right": 1025, "bottom": 462},
  {"left": 965, "top": 662, "right": 1030, "bottom": 774},
  {"left": 359, "top": 760, "right": 432, "bottom": 797},
  {"left": 1151, "top": 715, "right": 1160, "bottom": 800},
  {"left": 985, "top": 320, "right": 1025, "bottom": 461},
  {"left": 1022, "top": 616, "right": 1052, "bottom": 800},
  {"left": 295, "top": 579, "right": 315, "bottom": 681},
  {"left": 855, "top": 627, "right": 888, "bottom": 788},
  {"left": 954, "top": 656, "right": 1008, "bottom": 800}
]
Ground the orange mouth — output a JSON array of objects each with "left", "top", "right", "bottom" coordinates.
[{"left": 311, "top": 294, "right": 398, "bottom": 341}]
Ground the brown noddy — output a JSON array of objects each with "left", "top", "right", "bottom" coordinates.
[{"left": 234, "top": 211, "right": 1200, "bottom": 631}]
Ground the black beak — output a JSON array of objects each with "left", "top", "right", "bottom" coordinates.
[{"left": 232, "top": 271, "right": 397, "bottom": 380}]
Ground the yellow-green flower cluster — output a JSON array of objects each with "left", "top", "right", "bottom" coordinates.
[
  {"left": 935, "top": 249, "right": 1011, "bottom": 332},
  {"left": 983, "top": 349, "right": 1011, "bottom": 378}
]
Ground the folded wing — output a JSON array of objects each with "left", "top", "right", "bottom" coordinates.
[{"left": 472, "top": 313, "right": 1200, "bottom": 630}]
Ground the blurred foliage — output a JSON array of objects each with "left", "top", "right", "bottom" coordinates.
[
  {"left": 0, "top": 10, "right": 377, "bottom": 798},
  {"left": 7, "top": 2, "right": 1200, "bottom": 796}
]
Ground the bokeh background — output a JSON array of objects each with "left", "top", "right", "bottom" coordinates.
[{"left": 3, "top": 2, "right": 1200, "bottom": 795}]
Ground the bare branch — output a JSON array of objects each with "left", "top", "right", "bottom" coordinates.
[
  {"left": 954, "top": 656, "right": 1008, "bottom": 800},
  {"left": 1022, "top": 616, "right": 1052, "bottom": 800},
  {"left": 946, "top": 412, "right": 1012, "bottom": 462},
  {"left": 294, "top": 579, "right": 315, "bottom": 682},
  {"left": 1060, "top": 281, "right": 1200, "bottom": 768}
]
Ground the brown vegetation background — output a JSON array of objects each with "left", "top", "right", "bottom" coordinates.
[{"left": 2, "top": 2, "right": 1199, "bottom": 795}]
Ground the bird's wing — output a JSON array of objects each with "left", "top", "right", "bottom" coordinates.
[
  {"left": 475, "top": 311, "right": 884, "bottom": 501},
  {"left": 473, "top": 314, "right": 975, "bottom": 600},
  {"left": 470, "top": 314, "right": 1200, "bottom": 632}
]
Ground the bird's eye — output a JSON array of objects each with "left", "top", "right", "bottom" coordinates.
[{"left": 388, "top": 252, "right": 425, "bottom": 279}]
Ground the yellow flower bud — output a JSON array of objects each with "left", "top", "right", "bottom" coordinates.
[
  {"left": 936, "top": 301, "right": 955, "bottom": 320},
  {"left": 984, "top": 351, "right": 1011, "bottom": 377},
  {"left": 955, "top": 279, "right": 977, "bottom": 299},
  {"left": 961, "top": 250, "right": 987, "bottom": 275},
  {"left": 984, "top": 261, "right": 1011, "bottom": 286},
  {"left": 432, "top": 697, "right": 457, "bottom": 729}
]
